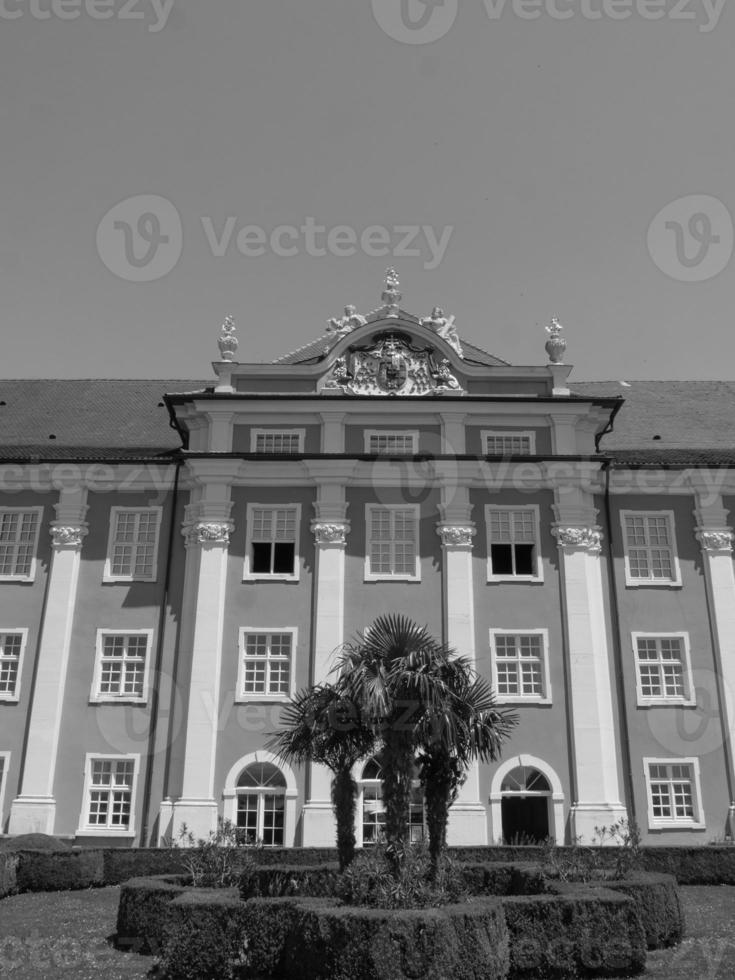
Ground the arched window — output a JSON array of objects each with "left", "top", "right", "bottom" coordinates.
[
  {"left": 357, "top": 757, "right": 426, "bottom": 846},
  {"left": 501, "top": 767, "right": 551, "bottom": 795},
  {"left": 235, "top": 762, "right": 287, "bottom": 846}
]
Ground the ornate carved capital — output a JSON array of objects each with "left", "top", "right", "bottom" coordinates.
[
  {"left": 552, "top": 524, "right": 603, "bottom": 554},
  {"left": 50, "top": 523, "right": 88, "bottom": 548},
  {"left": 311, "top": 522, "right": 349, "bottom": 546},
  {"left": 436, "top": 524, "right": 476, "bottom": 548},
  {"left": 184, "top": 522, "right": 233, "bottom": 546},
  {"left": 696, "top": 529, "right": 734, "bottom": 553}
]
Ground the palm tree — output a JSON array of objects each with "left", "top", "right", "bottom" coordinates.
[
  {"left": 337, "top": 613, "right": 516, "bottom": 871},
  {"left": 267, "top": 683, "right": 375, "bottom": 871}
]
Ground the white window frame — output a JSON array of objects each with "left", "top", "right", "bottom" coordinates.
[
  {"left": 90, "top": 629, "right": 154, "bottom": 704},
  {"left": 481, "top": 431, "right": 536, "bottom": 456},
  {"left": 0, "top": 628, "right": 28, "bottom": 703},
  {"left": 0, "top": 752, "right": 10, "bottom": 824},
  {"left": 250, "top": 428, "right": 305, "bottom": 454},
  {"left": 236, "top": 628, "right": 296, "bottom": 702},
  {"left": 104, "top": 507, "right": 162, "bottom": 583},
  {"left": 485, "top": 504, "right": 543, "bottom": 583},
  {"left": 243, "top": 503, "right": 301, "bottom": 582},
  {"left": 364, "top": 504, "right": 421, "bottom": 582},
  {"left": 364, "top": 430, "right": 419, "bottom": 455},
  {"left": 76, "top": 753, "right": 140, "bottom": 837},
  {"left": 620, "top": 510, "right": 681, "bottom": 587},
  {"left": 489, "top": 628, "right": 552, "bottom": 704},
  {"left": 632, "top": 632, "right": 695, "bottom": 707},
  {"left": 0, "top": 507, "right": 43, "bottom": 583},
  {"left": 643, "top": 757, "right": 705, "bottom": 830}
]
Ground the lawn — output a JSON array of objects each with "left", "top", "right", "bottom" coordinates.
[{"left": 0, "top": 885, "right": 734, "bottom": 978}]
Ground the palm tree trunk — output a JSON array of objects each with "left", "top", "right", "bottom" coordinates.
[
  {"left": 379, "top": 732, "right": 414, "bottom": 873},
  {"left": 331, "top": 767, "right": 358, "bottom": 871},
  {"left": 424, "top": 769, "right": 452, "bottom": 872}
]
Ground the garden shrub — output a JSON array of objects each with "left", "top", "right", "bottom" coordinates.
[
  {"left": 501, "top": 889, "right": 646, "bottom": 978},
  {"left": 0, "top": 851, "right": 19, "bottom": 899},
  {"left": 239, "top": 863, "right": 341, "bottom": 900},
  {"left": 103, "top": 847, "right": 188, "bottom": 885},
  {"left": 159, "top": 888, "right": 245, "bottom": 980},
  {"left": 0, "top": 833, "right": 71, "bottom": 851},
  {"left": 459, "top": 861, "right": 549, "bottom": 896},
  {"left": 14, "top": 848, "right": 104, "bottom": 893},
  {"left": 115, "top": 875, "right": 189, "bottom": 955},
  {"left": 593, "top": 873, "right": 684, "bottom": 949}
]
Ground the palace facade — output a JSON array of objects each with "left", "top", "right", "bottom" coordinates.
[{"left": 2, "top": 272, "right": 735, "bottom": 848}]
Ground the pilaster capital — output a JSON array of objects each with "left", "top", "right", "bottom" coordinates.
[
  {"left": 183, "top": 521, "right": 234, "bottom": 547},
  {"left": 436, "top": 523, "right": 476, "bottom": 548},
  {"left": 311, "top": 521, "right": 349, "bottom": 546},
  {"left": 49, "top": 522, "right": 88, "bottom": 549},
  {"left": 695, "top": 528, "right": 734, "bottom": 554},
  {"left": 552, "top": 524, "right": 603, "bottom": 554}
]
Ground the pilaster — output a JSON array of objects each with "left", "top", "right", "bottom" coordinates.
[{"left": 9, "top": 489, "right": 88, "bottom": 835}]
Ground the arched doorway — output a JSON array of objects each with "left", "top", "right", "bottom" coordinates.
[{"left": 500, "top": 766, "right": 551, "bottom": 843}]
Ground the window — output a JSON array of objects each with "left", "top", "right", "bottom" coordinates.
[
  {"left": 0, "top": 630, "right": 27, "bottom": 702},
  {"left": 364, "top": 430, "right": 419, "bottom": 455},
  {"left": 0, "top": 508, "right": 42, "bottom": 581},
  {"left": 79, "top": 755, "right": 138, "bottom": 835},
  {"left": 360, "top": 758, "right": 386, "bottom": 846},
  {"left": 486, "top": 506, "right": 542, "bottom": 581},
  {"left": 235, "top": 763, "right": 286, "bottom": 846},
  {"left": 251, "top": 429, "right": 304, "bottom": 454},
  {"left": 92, "top": 630, "right": 152, "bottom": 703},
  {"left": 490, "top": 630, "right": 551, "bottom": 703},
  {"left": 482, "top": 431, "right": 535, "bottom": 456},
  {"left": 621, "top": 511, "right": 681, "bottom": 586},
  {"left": 643, "top": 758, "right": 704, "bottom": 829},
  {"left": 105, "top": 508, "right": 161, "bottom": 582},
  {"left": 244, "top": 505, "right": 300, "bottom": 580},
  {"left": 237, "top": 629, "right": 294, "bottom": 700},
  {"left": 633, "top": 633, "right": 694, "bottom": 706},
  {"left": 365, "top": 505, "right": 420, "bottom": 581}
]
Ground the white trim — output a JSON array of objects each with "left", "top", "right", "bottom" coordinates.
[
  {"left": 221, "top": 750, "right": 298, "bottom": 847},
  {"left": 0, "top": 628, "right": 28, "bottom": 703},
  {"left": 363, "top": 429, "right": 419, "bottom": 455},
  {"left": 0, "top": 751, "right": 9, "bottom": 824},
  {"left": 90, "top": 628, "right": 154, "bottom": 705},
  {"left": 485, "top": 504, "right": 543, "bottom": 583},
  {"left": 0, "top": 507, "right": 43, "bottom": 583},
  {"left": 642, "top": 756, "right": 705, "bottom": 830},
  {"left": 489, "top": 628, "right": 552, "bottom": 704},
  {"left": 364, "top": 503, "right": 421, "bottom": 582},
  {"left": 620, "top": 509, "right": 682, "bottom": 587},
  {"left": 250, "top": 428, "right": 305, "bottom": 454},
  {"left": 103, "top": 506, "right": 162, "bottom": 583},
  {"left": 489, "top": 754, "right": 565, "bottom": 845},
  {"left": 243, "top": 503, "right": 301, "bottom": 582},
  {"left": 632, "top": 631, "right": 696, "bottom": 707},
  {"left": 236, "top": 627, "right": 297, "bottom": 702},
  {"left": 481, "top": 430, "right": 536, "bottom": 456},
  {"left": 76, "top": 752, "right": 140, "bottom": 837}
]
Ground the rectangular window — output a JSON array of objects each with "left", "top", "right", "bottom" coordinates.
[
  {"left": 251, "top": 429, "right": 305, "bottom": 454},
  {"left": 364, "top": 430, "right": 419, "bottom": 455},
  {"left": 93, "top": 630, "right": 152, "bottom": 702},
  {"left": 644, "top": 758, "right": 704, "bottom": 829},
  {"left": 244, "top": 505, "right": 300, "bottom": 579},
  {"left": 482, "top": 431, "right": 535, "bottom": 456},
  {"left": 80, "top": 756, "right": 138, "bottom": 834},
  {"left": 365, "top": 505, "right": 420, "bottom": 580},
  {"left": 0, "top": 630, "right": 27, "bottom": 701},
  {"left": 105, "top": 508, "right": 161, "bottom": 582},
  {"left": 0, "top": 509, "right": 42, "bottom": 581},
  {"left": 238, "top": 629, "right": 294, "bottom": 699},
  {"left": 490, "top": 630, "right": 551, "bottom": 703},
  {"left": 621, "top": 511, "right": 680, "bottom": 586},
  {"left": 486, "top": 506, "right": 542, "bottom": 581},
  {"left": 633, "top": 633, "right": 694, "bottom": 706},
  {"left": 0, "top": 753, "right": 9, "bottom": 824}
]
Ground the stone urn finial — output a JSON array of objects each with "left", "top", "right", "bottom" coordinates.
[
  {"left": 545, "top": 316, "right": 567, "bottom": 365},
  {"left": 218, "top": 314, "right": 238, "bottom": 362},
  {"left": 381, "top": 268, "right": 402, "bottom": 317}
]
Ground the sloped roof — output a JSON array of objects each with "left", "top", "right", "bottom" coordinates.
[{"left": 273, "top": 330, "right": 508, "bottom": 367}]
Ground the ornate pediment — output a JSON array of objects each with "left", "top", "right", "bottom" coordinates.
[{"left": 319, "top": 331, "right": 464, "bottom": 397}]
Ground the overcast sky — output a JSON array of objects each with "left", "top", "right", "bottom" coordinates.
[{"left": 1, "top": 1, "right": 734, "bottom": 380}]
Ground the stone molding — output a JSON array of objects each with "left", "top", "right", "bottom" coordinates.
[
  {"left": 49, "top": 523, "right": 88, "bottom": 549},
  {"left": 183, "top": 521, "right": 233, "bottom": 546},
  {"left": 696, "top": 528, "right": 735, "bottom": 553},
  {"left": 552, "top": 524, "right": 603, "bottom": 554},
  {"left": 311, "top": 521, "right": 349, "bottom": 545},
  {"left": 436, "top": 524, "right": 476, "bottom": 547}
]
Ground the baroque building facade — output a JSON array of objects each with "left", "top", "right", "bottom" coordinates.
[{"left": 2, "top": 272, "right": 735, "bottom": 848}]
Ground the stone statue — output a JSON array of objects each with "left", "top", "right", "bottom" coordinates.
[
  {"left": 326, "top": 305, "right": 367, "bottom": 339},
  {"left": 421, "top": 307, "right": 463, "bottom": 357}
]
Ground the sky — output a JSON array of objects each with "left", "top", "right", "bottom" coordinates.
[{"left": 1, "top": 0, "right": 734, "bottom": 381}]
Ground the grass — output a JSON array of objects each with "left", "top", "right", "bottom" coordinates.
[{"left": 1, "top": 885, "right": 734, "bottom": 978}]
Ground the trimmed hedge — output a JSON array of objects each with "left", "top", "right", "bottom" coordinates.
[
  {"left": 103, "top": 847, "right": 188, "bottom": 885},
  {"left": 242, "top": 862, "right": 341, "bottom": 899},
  {"left": 590, "top": 874, "right": 684, "bottom": 949},
  {"left": 501, "top": 889, "right": 646, "bottom": 978},
  {"left": 14, "top": 848, "right": 104, "bottom": 893},
  {"left": 116, "top": 875, "right": 189, "bottom": 955},
  {"left": 459, "top": 861, "right": 550, "bottom": 896},
  {"left": 0, "top": 852, "right": 18, "bottom": 899},
  {"left": 161, "top": 888, "right": 245, "bottom": 980}
]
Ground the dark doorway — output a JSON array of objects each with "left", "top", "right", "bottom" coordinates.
[{"left": 501, "top": 796, "right": 549, "bottom": 843}]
